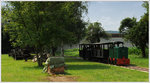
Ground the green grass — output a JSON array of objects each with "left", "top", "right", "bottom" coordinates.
[
  {"left": 2, "top": 54, "right": 149, "bottom": 82},
  {"left": 64, "top": 48, "right": 79, "bottom": 57},
  {"left": 64, "top": 48, "right": 149, "bottom": 68},
  {"left": 1, "top": 54, "right": 49, "bottom": 82},
  {"left": 129, "top": 54, "right": 149, "bottom": 68},
  {"left": 65, "top": 57, "right": 149, "bottom": 82}
]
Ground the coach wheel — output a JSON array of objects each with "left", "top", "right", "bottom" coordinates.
[
  {"left": 115, "top": 59, "right": 119, "bottom": 65},
  {"left": 115, "top": 59, "right": 117, "bottom": 65},
  {"left": 113, "top": 59, "right": 117, "bottom": 65},
  {"left": 108, "top": 58, "right": 112, "bottom": 64},
  {"left": 112, "top": 60, "right": 115, "bottom": 65}
]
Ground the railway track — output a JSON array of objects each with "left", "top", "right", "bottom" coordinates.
[{"left": 66, "top": 56, "right": 149, "bottom": 73}]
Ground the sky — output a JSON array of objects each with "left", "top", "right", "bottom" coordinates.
[
  {"left": 1, "top": 1, "right": 146, "bottom": 31},
  {"left": 83, "top": 1, "right": 146, "bottom": 31}
]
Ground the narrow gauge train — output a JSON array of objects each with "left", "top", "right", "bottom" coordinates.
[{"left": 79, "top": 41, "right": 130, "bottom": 65}]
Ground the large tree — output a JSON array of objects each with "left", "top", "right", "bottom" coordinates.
[
  {"left": 85, "top": 22, "right": 110, "bottom": 43},
  {"left": 2, "top": 1, "right": 87, "bottom": 66},
  {"left": 119, "top": 2, "right": 148, "bottom": 57}
]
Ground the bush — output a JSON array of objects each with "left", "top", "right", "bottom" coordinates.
[
  {"left": 128, "top": 47, "right": 141, "bottom": 55},
  {"left": 128, "top": 47, "right": 149, "bottom": 57},
  {"left": 145, "top": 48, "right": 149, "bottom": 57}
]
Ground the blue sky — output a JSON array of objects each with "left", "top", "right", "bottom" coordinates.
[
  {"left": 1, "top": 1, "right": 146, "bottom": 31},
  {"left": 83, "top": 1, "right": 146, "bottom": 31}
]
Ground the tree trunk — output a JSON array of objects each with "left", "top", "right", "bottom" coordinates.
[
  {"left": 52, "top": 47, "right": 56, "bottom": 56},
  {"left": 61, "top": 41, "right": 64, "bottom": 57},
  {"left": 36, "top": 53, "right": 43, "bottom": 66},
  {"left": 34, "top": 47, "right": 43, "bottom": 66},
  {"left": 141, "top": 46, "right": 146, "bottom": 58}
]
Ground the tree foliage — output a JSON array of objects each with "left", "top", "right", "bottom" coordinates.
[
  {"left": 85, "top": 22, "right": 110, "bottom": 43},
  {"left": 119, "top": 2, "right": 149, "bottom": 57},
  {"left": 2, "top": 1, "right": 87, "bottom": 66}
]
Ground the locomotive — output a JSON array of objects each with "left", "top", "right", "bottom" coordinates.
[{"left": 79, "top": 41, "right": 130, "bottom": 65}]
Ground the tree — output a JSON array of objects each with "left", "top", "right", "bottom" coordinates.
[
  {"left": 46, "top": 2, "right": 87, "bottom": 56},
  {"left": 2, "top": 1, "right": 87, "bottom": 66},
  {"left": 1, "top": 6, "right": 13, "bottom": 54},
  {"left": 119, "top": 17, "right": 137, "bottom": 35},
  {"left": 85, "top": 22, "right": 110, "bottom": 43},
  {"left": 2, "top": 25, "right": 12, "bottom": 54},
  {"left": 119, "top": 2, "right": 148, "bottom": 57}
]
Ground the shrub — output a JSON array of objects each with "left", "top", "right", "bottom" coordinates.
[
  {"left": 145, "top": 48, "right": 149, "bottom": 57},
  {"left": 128, "top": 47, "right": 141, "bottom": 55},
  {"left": 128, "top": 47, "right": 149, "bottom": 57}
]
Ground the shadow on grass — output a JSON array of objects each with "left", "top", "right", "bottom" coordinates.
[
  {"left": 64, "top": 72, "right": 72, "bottom": 75},
  {"left": 65, "top": 56, "right": 87, "bottom": 62},
  {"left": 23, "top": 66, "right": 44, "bottom": 70},
  {"left": 66, "top": 64, "right": 110, "bottom": 70},
  {"left": 129, "top": 64, "right": 137, "bottom": 66},
  {"left": 65, "top": 59, "right": 86, "bottom": 63}
]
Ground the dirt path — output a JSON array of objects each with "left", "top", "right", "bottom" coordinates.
[
  {"left": 66, "top": 56, "right": 149, "bottom": 73},
  {"left": 47, "top": 75, "right": 77, "bottom": 82},
  {"left": 119, "top": 65, "right": 149, "bottom": 73}
]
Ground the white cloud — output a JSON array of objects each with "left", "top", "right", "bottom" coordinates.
[{"left": 89, "top": 16, "right": 120, "bottom": 31}]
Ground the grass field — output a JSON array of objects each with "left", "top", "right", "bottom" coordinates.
[
  {"left": 1, "top": 54, "right": 49, "bottom": 82},
  {"left": 1, "top": 54, "right": 149, "bottom": 82},
  {"left": 65, "top": 57, "right": 149, "bottom": 82},
  {"left": 64, "top": 48, "right": 149, "bottom": 68},
  {"left": 129, "top": 54, "right": 149, "bottom": 68}
]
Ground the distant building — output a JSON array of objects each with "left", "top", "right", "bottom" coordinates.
[
  {"left": 106, "top": 31, "right": 122, "bottom": 37},
  {"left": 101, "top": 31, "right": 133, "bottom": 47}
]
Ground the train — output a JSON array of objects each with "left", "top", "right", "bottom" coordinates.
[{"left": 79, "top": 41, "right": 130, "bottom": 65}]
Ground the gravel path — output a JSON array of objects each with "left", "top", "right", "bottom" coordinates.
[{"left": 48, "top": 75, "right": 77, "bottom": 82}]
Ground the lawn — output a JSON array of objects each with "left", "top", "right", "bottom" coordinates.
[
  {"left": 64, "top": 48, "right": 149, "bottom": 68},
  {"left": 64, "top": 48, "right": 79, "bottom": 57},
  {"left": 129, "top": 54, "right": 149, "bottom": 68},
  {"left": 65, "top": 57, "right": 149, "bottom": 82},
  {"left": 1, "top": 54, "right": 49, "bottom": 82},
  {"left": 1, "top": 54, "right": 149, "bottom": 82}
]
